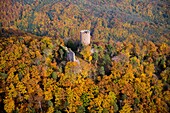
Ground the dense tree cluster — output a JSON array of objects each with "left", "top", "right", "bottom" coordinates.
[
  {"left": 0, "top": 0, "right": 169, "bottom": 44},
  {"left": 0, "top": 28, "right": 170, "bottom": 112},
  {"left": 0, "top": 0, "right": 170, "bottom": 112}
]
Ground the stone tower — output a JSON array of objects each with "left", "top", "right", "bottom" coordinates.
[{"left": 80, "top": 30, "right": 90, "bottom": 46}]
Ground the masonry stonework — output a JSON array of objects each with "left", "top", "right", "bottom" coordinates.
[
  {"left": 80, "top": 30, "right": 90, "bottom": 46},
  {"left": 67, "top": 48, "right": 76, "bottom": 62}
]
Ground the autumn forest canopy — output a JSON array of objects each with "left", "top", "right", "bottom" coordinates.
[{"left": 0, "top": 0, "right": 170, "bottom": 113}]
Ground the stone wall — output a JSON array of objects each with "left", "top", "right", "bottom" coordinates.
[
  {"left": 67, "top": 48, "right": 75, "bottom": 62},
  {"left": 80, "top": 30, "right": 90, "bottom": 46}
]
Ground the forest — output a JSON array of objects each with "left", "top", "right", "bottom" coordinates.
[{"left": 0, "top": 0, "right": 170, "bottom": 113}]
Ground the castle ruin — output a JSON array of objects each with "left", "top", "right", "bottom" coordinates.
[
  {"left": 67, "top": 48, "right": 76, "bottom": 62},
  {"left": 80, "top": 30, "right": 90, "bottom": 46},
  {"left": 60, "top": 30, "right": 90, "bottom": 62}
]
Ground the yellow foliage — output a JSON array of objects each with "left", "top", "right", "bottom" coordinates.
[
  {"left": 16, "top": 82, "right": 27, "bottom": 94},
  {"left": 160, "top": 43, "right": 169, "bottom": 55},
  {"left": 44, "top": 90, "right": 53, "bottom": 101},
  {"left": 145, "top": 63, "right": 155, "bottom": 77},
  {"left": 119, "top": 103, "right": 132, "bottom": 113},
  {"left": 80, "top": 46, "right": 92, "bottom": 61},
  {"left": 7, "top": 83, "right": 17, "bottom": 98},
  {"left": 24, "top": 94, "right": 29, "bottom": 100},
  {"left": 35, "top": 50, "right": 42, "bottom": 59},
  {"left": 47, "top": 106, "right": 54, "bottom": 113},
  {"left": 88, "top": 56, "right": 93, "bottom": 63},
  {"left": 163, "top": 91, "right": 170, "bottom": 104},
  {"left": 4, "top": 97, "right": 15, "bottom": 113}
]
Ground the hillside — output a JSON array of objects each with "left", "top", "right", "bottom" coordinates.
[
  {"left": 0, "top": 0, "right": 170, "bottom": 113},
  {"left": 0, "top": 0, "right": 169, "bottom": 43}
]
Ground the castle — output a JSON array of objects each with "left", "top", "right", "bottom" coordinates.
[{"left": 64, "top": 30, "right": 90, "bottom": 62}]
